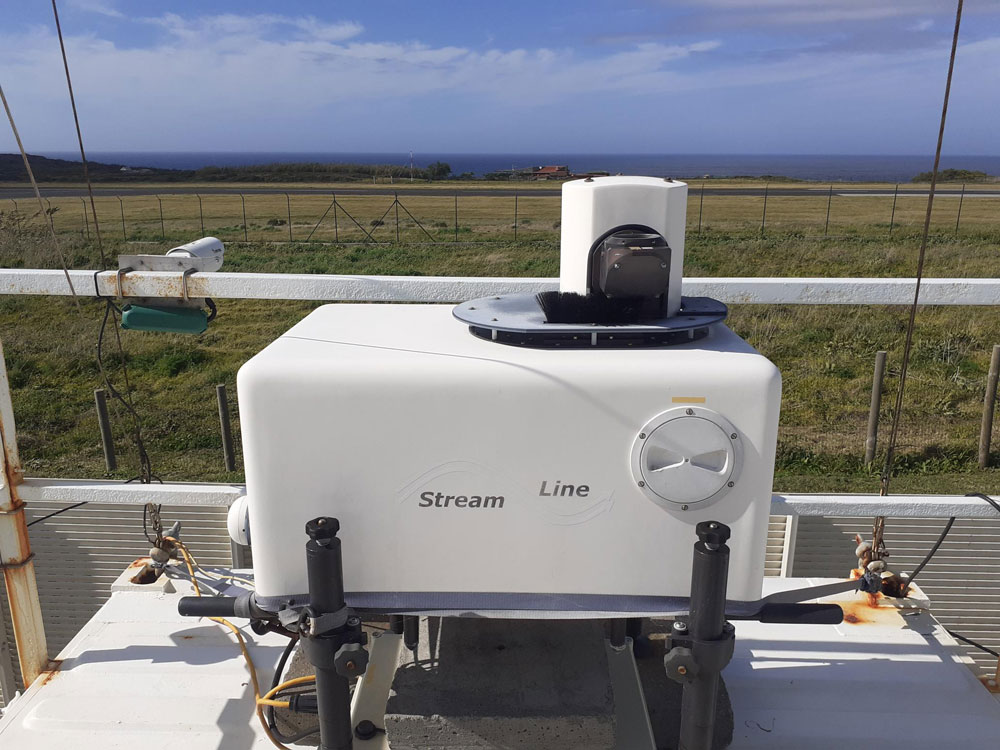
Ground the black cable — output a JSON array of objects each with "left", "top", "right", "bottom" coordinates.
[
  {"left": 902, "top": 517, "right": 955, "bottom": 595},
  {"left": 205, "top": 298, "right": 217, "bottom": 322},
  {"left": 26, "top": 501, "right": 88, "bottom": 527},
  {"left": 966, "top": 492, "right": 1000, "bottom": 515},
  {"left": 903, "top": 492, "right": 1000, "bottom": 594},
  {"left": 265, "top": 636, "right": 321, "bottom": 743},
  {"left": 946, "top": 629, "right": 1000, "bottom": 659}
]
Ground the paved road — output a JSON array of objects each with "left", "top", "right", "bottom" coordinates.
[{"left": 1, "top": 186, "right": 996, "bottom": 200}]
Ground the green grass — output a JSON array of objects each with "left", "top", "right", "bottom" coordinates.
[{"left": 0, "top": 208, "right": 998, "bottom": 494}]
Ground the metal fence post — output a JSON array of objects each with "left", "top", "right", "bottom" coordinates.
[
  {"left": 240, "top": 194, "right": 248, "bottom": 242},
  {"left": 824, "top": 184, "right": 833, "bottom": 236},
  {"left": 979, "top": 344, "right": 1000, "bottom": 469},
  {"left": 332, "top": 193, "right": 339, "bottom": 243},
  {"left": 285, "top": 193, "right": 293, "bottom": 241},
  {"left": 394, "top": 193, "right": 400, "bottom": 244},
  {"left": 118, "top": 196, "right": 126, "bottom": 240},
  {"left": 513, "top": 192, "right": 518, "bottom": 241},
  {"left": 865, "top": 351, "right": 888, "bottom": 464},
  {"left": 698, "top": 181, "right": 705, "bottom": 233},
  {"left": 0, "top": 338, "right": 50, "bottom": 688},
  {"left": 760, "top": 183, "right": 769, "bottom": 236},
  {"left": 197, "top": 194, "right": 205, "bottom": 236},
  {"left": 94, "top": 388, "right": 116, "bottom": 473},
  {"left": 80, "top": 197, "right": 90, "bottom": 240},
  {"left": 454, "top": 192, "right": 459, "bottom": 242},
  {"left": 955, "top": 183, "right": 965, "bottom": 234},
  {"left": 889, "top": 183, "right": 899, "bottom": 235},
  {"left": 216, "top": 384, "right": 236, "bottom": 473},
  {"left": 156, "top": 195, "right": 164, "bottom": 240}
]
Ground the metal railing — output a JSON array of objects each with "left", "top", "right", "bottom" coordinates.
[{"left": 0, "top": 268, "right": 998, "bottom": 696}]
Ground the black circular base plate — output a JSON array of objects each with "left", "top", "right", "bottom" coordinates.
[{"left": 453, "top": 294, "right": 727, "bottom": 349}]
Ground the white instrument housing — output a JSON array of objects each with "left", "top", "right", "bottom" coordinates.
[
  {"left": 559, "top": 176, "right": 687, "bottom": 316},
  {"left": 237, "top": 305, "right": 781, "bottom": 615}
]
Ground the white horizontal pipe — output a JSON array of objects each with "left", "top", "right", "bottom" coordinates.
[
  {"left": 1, "top": 269, "right": 999, "bottom": 305},
  {"left": 16, "top": 478, "right": 999, "bottom": 518}
]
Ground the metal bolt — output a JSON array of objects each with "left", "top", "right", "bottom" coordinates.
[
  {"left": 347, "top": 616, "right": 361, "bottom": 627},
  {"left": 469, "top": 306, "right": 476, "bottom": 310},
  {"left": 672, "top": 620, "right": 688, "bottom": 633},
  {"left": 686, "top": 408, "right": 694, "bottom": 415},
  {"left": 346, "top": 660, "right": 356, "bottom": 671},
  {"left": 731, "top": 433, "right": 738, "bottom": 439},
  {"left": 638, "top": 481, "right": 645, "bottom": 487},
  {"left": 660, "top": 262, "right": 667, "bottom": 268},
  {"left": 317, "top": 518, "right": 327, "bottom": 526},
  {"left": 709, "top": 522, "right": 718, "bottom": 529},
  {"left": 727, "top": 481, "right": 735, "bottom": 487},
  {"left": 613, "top": 263, "right": 621, "bottom": 269},
  {"left": 639, "top": 432, "right": 646, "bottom": 439},
  {"left": 676, "top": 665, "right": 687, "bottom": 675},
  {"left": 681, "top": 504, "right": 689, "bottom": 510}
]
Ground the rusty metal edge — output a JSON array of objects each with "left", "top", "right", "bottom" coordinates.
[{"left": 0, "top": 338, "right": 48, "bottom": 690}]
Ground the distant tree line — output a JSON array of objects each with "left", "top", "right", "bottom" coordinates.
[
  {"left": 911, "top": 168, "right": 995, "bottom": 183},
  {"left": 0, "top": 153, "right": 458, "bottom": 183}
]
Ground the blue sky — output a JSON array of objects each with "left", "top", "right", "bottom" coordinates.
[{"left": 1, "top": 1, "right": 997, "bottom": 154}]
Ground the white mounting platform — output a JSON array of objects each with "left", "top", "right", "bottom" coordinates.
[{"left": 0, "top": 575, "right": 997, "bottom": 749}]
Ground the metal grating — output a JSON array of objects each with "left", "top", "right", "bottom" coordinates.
[
  {"left": 792, "top": 515, "right": 1000, "bottom": 679},
  {"left": 0, "top": 502, "right": 231, "bottom": 704}
]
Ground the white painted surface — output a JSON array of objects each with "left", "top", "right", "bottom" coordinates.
[
  {"left": 239, "top": 304, "right": 781, "bottom": 608},
  {"left": 1, "top": 577, "right": 997, "bottom": 749},
  {"left": 1, "top": 268, "right": 999, "bottom": 305},
  {"left": 14, "top": 477, "right": 997, "bottom": 518}
]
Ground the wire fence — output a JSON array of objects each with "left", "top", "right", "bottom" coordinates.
[{"left": 3, "top": 185, "right": 999, "bottom": 245}]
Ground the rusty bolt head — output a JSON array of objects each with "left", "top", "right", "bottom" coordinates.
[{"left": 696, "top": 520, "right": 731, "bottom": 547}]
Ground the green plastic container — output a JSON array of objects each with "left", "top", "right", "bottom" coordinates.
[{"left": 121, "top": 304, "right": 208, "bottom": 335}]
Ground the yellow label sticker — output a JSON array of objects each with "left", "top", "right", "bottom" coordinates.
[{"left": 672, "top": 396, "right": 707, "bottom": 404}]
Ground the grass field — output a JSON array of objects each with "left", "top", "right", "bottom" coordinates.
[
  {"left": 0, "top": 195, "right": 998, "bottom": 495},
  {"left": 4, "top": 181, "right": 1000, "bottom": 246}
]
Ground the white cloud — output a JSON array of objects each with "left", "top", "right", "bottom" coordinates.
[
  {"left": 672, "top": 0, "right": 965, "bottom": 26},
  {"left": 0, "top": 9, "right": 996, "bottom": 152},
  {"left": 910, "top": 19, "right": 935, "bottom": 32},
  {"left": 67, "top": 0, "right": 123, "bottom": 18}
]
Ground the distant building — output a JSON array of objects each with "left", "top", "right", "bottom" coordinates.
[{"left": 531, "top": 165, "right": 570, "bottom": 180}]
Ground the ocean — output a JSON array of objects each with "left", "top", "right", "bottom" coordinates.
[{"left": 42, "top": 152, "right": 1000, "bottom": 183}]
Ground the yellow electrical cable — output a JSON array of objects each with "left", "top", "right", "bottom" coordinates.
[
  {"left": 258, "top": 675, "right": 318, "bottom": 704},
  {"left": 173, "top": 540, "right": 295, "bottom": 750},
  {"left": 258, "top": 698, "right": 291, "bottom": 709}
]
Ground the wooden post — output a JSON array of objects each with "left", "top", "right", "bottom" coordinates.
[
  {"left": 0, "top": 338, "right": 49, "bottom": 688},
  {"left": 979, "top": 345, "right": 1000, "bottom": 469},
  {"left": 216, "top": 384, "right": 236, "bottom": 472},
  {"left": 94, "top": 388, "right": 116, "bottom": 473},
  {"left": 865, "top": 351, "right": 888, "bottom": 465}
]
